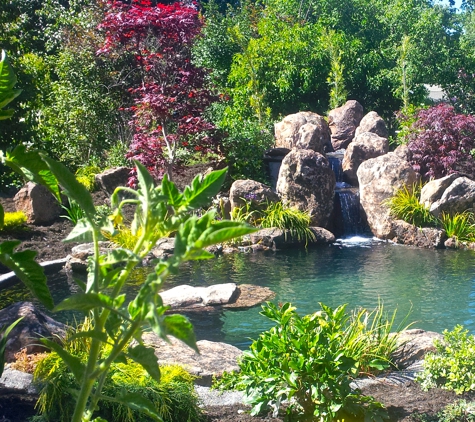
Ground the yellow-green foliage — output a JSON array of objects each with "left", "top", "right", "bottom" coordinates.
[
  {"left": 1, "top": 211, "right": 27, "bottom": 230},
  {"left": 33, "top": 319, "right": 202, "bottom": 422},
  {"left": 75, "top": 165, "right": 101, "bottom": 192},
  {"left": 103, "top": 225, "right": 142, "bottom": 250}
]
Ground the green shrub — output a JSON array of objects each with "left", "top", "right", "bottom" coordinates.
[
  {"left": 214, "top": 302, "right": 398, "bottom": 421},
  {"left": 438, "top": 400, "right": 475, "bottom": 422},
  {"left": 34, "top": 319, "right": 202, "bottom": 422},
  {"left": 1, "top": 211, "right": 27, "bottom": 230},
  {"left": 440, "top": 212, "right": 475, "bottom": 243},
  {"left": 385, "top": 183, "right": 436, "bottom": 227},
  {"left": 416, "top": 325, "right": 475, "bottom": 394},
  {"left": 61, "top": 198, "right": 85, "bottom": 225}
]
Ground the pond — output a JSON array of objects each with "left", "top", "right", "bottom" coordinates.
[{"left": 3, "top": 237, "right": 475, "bottom": 350}]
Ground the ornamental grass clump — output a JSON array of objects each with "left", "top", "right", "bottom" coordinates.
[
  {"left": 231, "top": 200, "right": 315, "bottom": 245},
  {"left": 384, "top": 183, "right": 436, "bottom": 227},
  {"left": 440, "top": 211, "right": 475, "bottom": 243},
  {"left": 215, "top": 302, "right": 402, "bottom": 422}
]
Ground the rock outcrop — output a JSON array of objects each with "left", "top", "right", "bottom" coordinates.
[
  {"left": 390, "top": 220, "right": 446, "bottom": 249},
  {"left": 249, "top": 227, "right": 335, "bottom": 249},
  {"left": 13, "top": 182, "right": 62, "bottom": 225},
  {"left": 328, "top": 100, "right": 364, "bottom": 150},
  {"left": 0, "top": 302, "right": 66, "bottom": 362},
  {"left": 357, "top": 152, "right": 419, "bottom": 239},
  {"left": 274, "top": 111, "right": 332, "bottom": 153},
  {"left": 342, "top": 132, "right": 389, "bottom": 186},
  {"left": 229, "top": 179, "right": 279, "bottom": 211},
  {"left": 355, "top": 111, "right": 388, "bottom": 139},
  {"left": 276, "top": 149, "right": 336, "bottom": 228},
  {"left": 419, "top": 174, "right": 460, "bottom": 209},
  {"left": 141, "top": 333, "right": 242, "bottom": 386},
  {"left": 427, "top": 177, "right": 475, "bottom": 217}
]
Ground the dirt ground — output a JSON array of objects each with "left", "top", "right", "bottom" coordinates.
[{"left": 0, "top": 192, "right": 474, "bottom": 422}]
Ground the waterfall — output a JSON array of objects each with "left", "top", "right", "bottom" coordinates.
[{"left": 327, "top": 151, "right": 368, "bottom": 236}]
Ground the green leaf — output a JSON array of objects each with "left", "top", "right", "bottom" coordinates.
[
  {"left": 64, "top": 219, "right": 94, "bottom": 243},
  {"left": 163, "top": 314, "right": 198, "bottom": 352},
  {"left": 0, "top": 109, "right": 14, "bottom": 120},
  {"left": 0, "top": 89, "right": 21, "bottom": 109},
  {"left": 182, "top": 168, "right": 227, "bottom": 209},
  {"left": 54, "top": 293, "right": 116, "bottom": 314},
  {"left": 103, "top": 391, "right": 164, "bottom": 422},
  {"left": 0, "top": 204, "right": 4, "bottom": 229},
  {"left": 0, "top": 50, "right": 17, "bottom": 92},
  {"left": 161, "top": 174, "right": 182, "bottom": 206},
  {"left": 100, "top": 248, "right": 140, "bottom": 266},
  {"left": 196, "top": 221, "right": 258, "bottom": 248},
  {"left": 0, "top": 317, "right": 23, "bottom": 376},
  {"left": 127, "top": 345, "right": 161, "bottom": 382},
  {"left": 0, "top": 241, "right": 54, "bottom": 310},
  {"left": 3, "top": 146, "right": 61, "bottom": 200},
  {"left": 41, "top": 155, "right": 96, "bottom": 218},
  {"left": 41, "top": 338, "right": 86, "bottom": 382}
]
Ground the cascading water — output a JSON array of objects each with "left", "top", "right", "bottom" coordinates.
[{"left": 327, "top": 151, "right": 368, "bottom": 236}]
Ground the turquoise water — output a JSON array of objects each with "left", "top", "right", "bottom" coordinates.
[
  {"left": 164, "top": 237, "right": 475, "bottom": 348},
  {"left": 4, "top": 237, "right": 475, "bottom": 350}
]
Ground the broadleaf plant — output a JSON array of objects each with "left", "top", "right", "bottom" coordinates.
[{"left": 0, "top": 150, "right": 256, "bottom": 422}]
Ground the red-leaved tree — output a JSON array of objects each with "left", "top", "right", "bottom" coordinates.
[
  {"left": 407, "top": 104, "right": 475, "bottom": 181},
  {"left": 98, "top": 0, "right": 219, "bottom": 184}
]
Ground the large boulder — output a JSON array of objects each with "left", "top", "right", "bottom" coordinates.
[
  {"left": 390, "top": 220, "right": 446, "bottom": 249},
  {"left": 141, "top": 333, "right": 242, "bottom": 386},
  {"left": 342, "top": 132, "right": 389, "bottom": 186},
  {"left": 13, "top": 182, "right": 62, "bottom": 225},
  {"left": 0, "top": 302, "right": 66, "bottom": 362},
  {"left": 274, "top": 111, "right": 332, "bottom": 154},
  {"left": 95, "top": 166, "right": 131, "bottom": 194},
  {"left": 428, "top": 177, "right": 475, "bottom": 217},
  {"left": 355, "top": 111, "right": 388, "bottom": 139},
  {"left": 357, "top": 152, "right": 419, "bottom": 239},
  {"left": 328, "top": 100, "right": 364, "bottom": 151},
  {"left": 161, "top": 284, "right": 240, "bottom": 308},
  {"left": 276, "top": 149, "right": 335, "bottom": 228},
  {"left": 249, "top": 227, "right": 335, "bottom": 249},
  {"left": 229, "top": 179, "right": 279, "bottom": 212},
  {"left": 420, "top": 174, "right": 460, "bottom": 209}
]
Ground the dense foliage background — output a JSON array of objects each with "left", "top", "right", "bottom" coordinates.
[{"left": 1, "top": 0, "right": 475, "bottom": 188}]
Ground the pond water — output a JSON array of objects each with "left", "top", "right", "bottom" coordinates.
[{"left": 3, "top": 237, "right": 475, "bottom": 350}]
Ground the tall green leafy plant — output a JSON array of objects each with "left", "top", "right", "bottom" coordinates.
[
  {"left": 215, "top": 302, "right": 395, "bottom": 421},
  {"left": 0, "top": 146, "right": 256, "bottom": 422}
]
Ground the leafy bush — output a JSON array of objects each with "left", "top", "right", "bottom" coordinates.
[
  {"left": 407, "top": 104, "right": 475, "bottom": 181},
  {"left": 34, "top": 320, "right": 202, "bottom": 422},
  {"left": 440, "top": 212, "right": 475, "bottom": 243},
  {"left": 438, "top": 400, "right": 475, "bottom": 422},
  {"left": 385, "top": 184, "right": 436, "bottom": 227},
  {"left": 417, "top": 325, "right": 475, "bottom": 394},
  {"left": 0, "top": 211, "right": 27, "bottom": 230},
  {"left": 214, "top": 302, "right": 399, "bottom": 421}
]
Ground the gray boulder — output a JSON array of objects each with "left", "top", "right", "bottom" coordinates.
[
  {"left": 429, "top": 176, "right": 475, "bottom": 217},
  {"left": 357, "top": 152, "right": 419, "bottom": 239},
  {"left": 391, "top": 220, "right": 446, "bottom": 249},
  {"left": 141, "top": 333, "right": 242, "bottom": 386},
  {"left": 160, "top": 283, "right": 240, "bottom": 308},
  {"left": 274, "top": 111, "right": 332, "bottom": 153},
  {"left": 0, "top": 368, "right": 37, "bottom": 400},
  {"left": 95, "top": 166, "right": 130, "bottom": 194},
  {"left": 328, "top": 100, "right": 364, "bottom": 150},
  {"left": 0, "top": 302, "right": 66, "bottom": 362},
  {"left": 276, "top": 149, "right": 336, "bottom": 228},
  {"left": 342, "top": 132, "right": 389, "bottom": 186},
  {"left": 420, "top": 174, "right": 460, "bottom": 209},
  {"left": 249, "top": 227, "right": 335, "bottom": 249},
  {"left": 13, "top": 182, "right": 62, "bottom": 225},
  {"left": 355, "top": 111, "right": 388, "bottom": 139},
  {"left": 229, "top": 179, "right": 279, "bottom": 212},
  {"left": 392, "top": 329, "right": 442, "bottom": 369}
]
